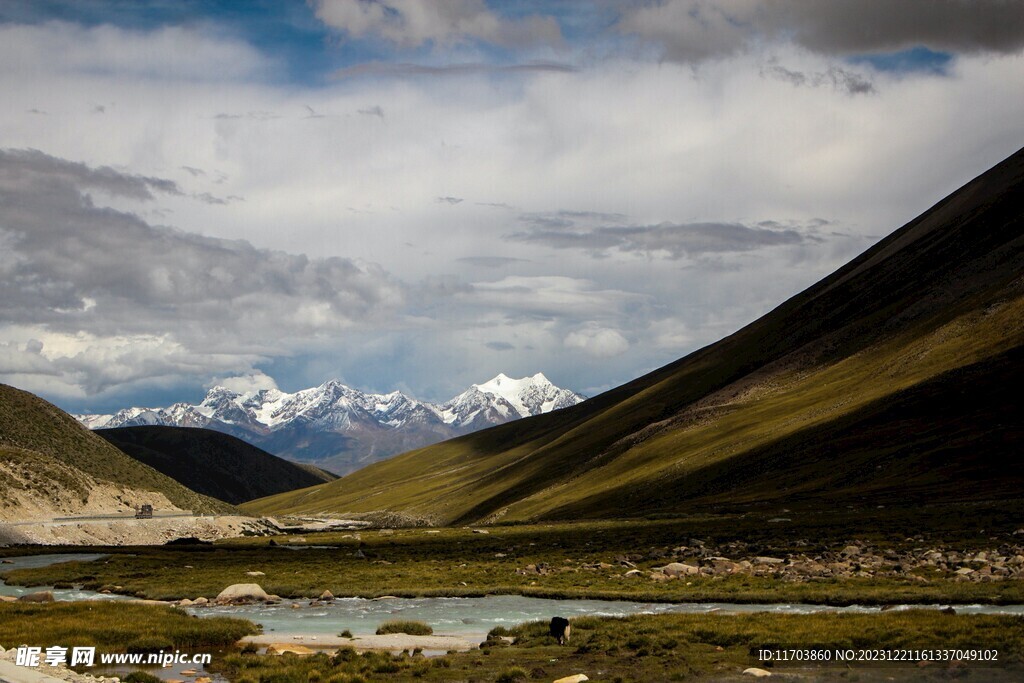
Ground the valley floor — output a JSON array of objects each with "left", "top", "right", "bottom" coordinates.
[{"left": 2, "top": 504, "right": 1024, "bottom": 681}]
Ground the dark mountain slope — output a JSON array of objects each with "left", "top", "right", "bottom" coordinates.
[
  {"left": 245, "top": 145, "right": 1024, "bottom": 524},
  {"left": 97, "top": 426, "right": 337, "bottom": 505}
]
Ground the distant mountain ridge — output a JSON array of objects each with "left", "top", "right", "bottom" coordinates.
[
  {"left": 96, "top": 426, "right": 337, "bottom": 505},
  {"left": 76, "top": 373, "right": 585, "bottom": 474}
]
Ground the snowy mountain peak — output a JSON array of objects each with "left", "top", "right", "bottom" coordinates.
[{"left": 73, "top": 372, "right": 586, "bottom": 474}]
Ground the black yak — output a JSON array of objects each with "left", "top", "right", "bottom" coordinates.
[{"left": 549, "top": 616, "right": 571, "bottom": 645}]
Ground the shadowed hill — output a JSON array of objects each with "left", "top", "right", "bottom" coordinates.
[
  {"left": 244, "top": 146, "right": 1024, "bottom": 524},
  {"left": 0, "top": 384, "right": 233, "bottom": 517},
  {"left": 97, "top": 426, "right": 337, "bottom": 505}
]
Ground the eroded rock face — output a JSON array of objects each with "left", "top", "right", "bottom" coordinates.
[{"left": 215, "top": 583, "right": 270, "bottom": 604}]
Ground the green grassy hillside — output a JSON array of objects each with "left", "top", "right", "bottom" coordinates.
[
  {"left": 97, "top": 426, "right": 337, "bottom": 505},
  {"left": 245, "top": 146, "right": 1024, "bottom": 524},
  {"left": 0, "top": 384, "right": 234, "bottom": 515}
]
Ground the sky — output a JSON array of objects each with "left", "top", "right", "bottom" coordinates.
[{"left": 1, "top": 0, "right": 1023, "bottom": 414}]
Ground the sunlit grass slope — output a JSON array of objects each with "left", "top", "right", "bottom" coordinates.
[
  {"left": 246, "top": 146, "right": 1024, "bottom": 524},
  {"left": 0, "top": 384, "right": 234, "bottom": 515}
]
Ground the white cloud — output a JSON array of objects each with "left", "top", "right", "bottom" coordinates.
[
  {"left": 0, "top": 15, "right": 1021, "bottom": 408},
  {"left": 211, "top": 372, "right": 280, "bottom": 395},
  {"left": 564, "top": 325, "right": 630, "bottom": 358}
]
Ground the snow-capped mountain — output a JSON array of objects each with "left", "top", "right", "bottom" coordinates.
[{"left": 76, "top": 374, "right": 585, "bottom": 474}]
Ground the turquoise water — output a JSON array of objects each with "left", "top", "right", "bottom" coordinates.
[
  {"left": 5, "top": 554, "right": 1024, "bottom": 640},
  {"left": 0, "top": 553, "right": 133, "bottom": 601}
]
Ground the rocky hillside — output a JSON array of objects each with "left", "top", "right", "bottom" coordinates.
[
  {"left": 0, "top": 384, "right": 233, "bottom": 521},
  {"left": 97, "top": 426, "right": 337, "bottom": 505},
  {"left": 245, "top": 145, "right": 1024, "bottom": 524}
]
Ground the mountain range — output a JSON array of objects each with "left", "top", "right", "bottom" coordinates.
[
  {"left": 76, "top": 373, "right": 585, "bottom": 474},
  {"left": 245, "top": 146, "right": 1024, "bottom": 524}
]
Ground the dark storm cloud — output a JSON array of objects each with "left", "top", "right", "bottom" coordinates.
[
  {"left": 0, "top": 148, "right": 181, "bottom": 201},
  {"left": 619, "top": 0, "right": 1024, "bottom": 63},
  {"left": 0, "top": 148, "right": 404, "bottom": 345},
  {"left": 507, "top": 222, "right": 807, "bottom": 259},
  {"left": 761, "top": 63, "right": 875, "bottom": 95},
  {"left": 772, "top": 0, "right": 1024, "bottom": 56}
]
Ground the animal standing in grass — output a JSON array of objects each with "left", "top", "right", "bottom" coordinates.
[{"left": 549, "top": 616, "right": 571, "bottom": 645}]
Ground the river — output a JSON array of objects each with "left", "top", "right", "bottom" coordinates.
[{"left": 4, "top": 553, "right": 1024, "bottom": 680}]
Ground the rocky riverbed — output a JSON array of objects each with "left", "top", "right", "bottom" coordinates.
[{"left": 516, "top": 537, "right": 1024, "bottom": 584}]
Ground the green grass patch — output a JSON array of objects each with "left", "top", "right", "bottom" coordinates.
[
  {"left": 375, "top": 620, "right": 433, "bottom": 636},
  {"left": 0, "top": 602, "right": 258, "bottom": 651},
  {"left": 5, "top": 511, "right": 1023, "bottom": 605},
  {"left": 209, "top": 611, "right": 1024, "bottom": 681}
]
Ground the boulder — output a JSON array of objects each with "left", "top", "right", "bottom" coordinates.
[
  {"left": 553, "top": 676, "right": 589, "bottom": 683},
  {"left": 753, "top": 557, "right": 785, "bottom": 565},
  {"left": 0, "top": 596, "right": 17, "bottom": 603},
  {"left": 662, "top": 562, "right": 699, "bottom": 577},
  {"left": 18, "top": 591, "right": 54, "bottom": 603},
  {"left": 245, "top": 571, "right": 265, "bottom": 577},
  {"left": 742, "top": 667, "right": 772, "bottom": 677},
  {"left": 215, "top": 583, "right": 270, "bottom": 604},
  {"left": 319, "top": 590, "right": 334, "bottom": 601},
  {"left": 177, "top": 599, "right": 194, "bottom": 607},
  {"left": 267, "top": 644, "right": 317, "bottom": 656},
  {"left": 193, "top": 597, "right": 209, "bottom": 606}
]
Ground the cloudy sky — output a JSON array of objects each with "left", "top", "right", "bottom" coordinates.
[{"left": 1, "top": 0, "right": 1023, "bottom": 413}]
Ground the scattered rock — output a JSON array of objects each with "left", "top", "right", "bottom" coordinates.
[
  {"left": 215, "top": 583, "right": 270, "bottom": 604},
  {"left": 472, "top": 529, "right": 489, "bottom": 534},
  {"left": 18, "top": 591, "right": 54, "bottom": 603},
  {"left": 662, "top": 562, "right": 699, "bottom": 577},
  {"left": 553, "top": 675, "right": 589, "bottom": 683},
  {"left": 742, "top": 667, "right": 772, "bottom": 677},
  {"left": 245, "top": 571, "right": 265, "bottom": 576},
  {"left": 267, "top": 644, "right": 317, "bottom": 656}
]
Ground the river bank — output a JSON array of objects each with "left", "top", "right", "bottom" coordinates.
[{"left": 3, "top": 552, "right": 1024, "bottom": 681}]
